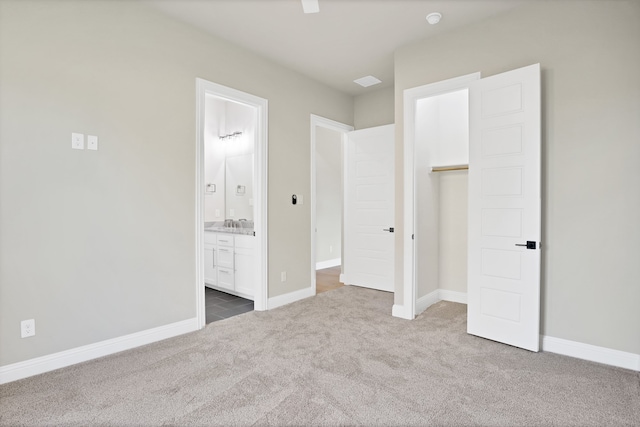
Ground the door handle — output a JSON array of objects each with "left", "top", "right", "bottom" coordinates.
[
  {"left": 383, "top": 227, "right": 394, "bottom": 233},
  {"left": 515, "top": 241, "right": 537, "bottom": 249}
]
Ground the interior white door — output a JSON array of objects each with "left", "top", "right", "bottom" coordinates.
[
  {"left": 467, "top": 64, "right": 541, "bottom": 352},
  {"left": 344, "top": 124, "right": 395, "bottom": 292}
]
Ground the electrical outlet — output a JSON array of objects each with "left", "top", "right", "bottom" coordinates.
[
  {"left": 71, "top": 133, "right": 84, "bottom": 150},
  {"left": 21, "top": 319, "right": 35, "bottom": 338},
  {"left": 281, "top": 271, "right": 287, "bottom": 282}
]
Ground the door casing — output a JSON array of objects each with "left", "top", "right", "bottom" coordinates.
[
  {"left": 195, "top": 78, "right": 268, "bottom": 328},
  {"left": 398, "top": 72, "right": 481, "bottom": 320}
]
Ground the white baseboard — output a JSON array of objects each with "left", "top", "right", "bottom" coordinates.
[
  {"left": 339, "top": 273, "right": 345, "bottom": 283},
  {"left": 414, "top": 289, "right": 467, "bottom": 316},
  {"left": 541, "top": 335, "right": 640, "bottom": 372},
  {"left": 415, "top": 290, "right": 440, "bottom": 315},
  {"left": 316, "top": 258, "right": 341, "bottom": 270},
  {"left": 439, "top": 289, "right": 467, "bottom": 304},
  {"left": 0, "top": 317, "right": 199, "bottom": 385},
  {"left": 268, "top": 286, "right": 315, "bottom": 310},
  {"left": 392, "top": 304, "right": 413, "bottom": 320}
]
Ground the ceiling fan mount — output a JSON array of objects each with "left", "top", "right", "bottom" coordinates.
[{"left": 301, "top": 0, "right": 320, "bottom": 14}]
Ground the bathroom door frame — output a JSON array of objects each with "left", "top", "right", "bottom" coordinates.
[
  {"left": 310, "top": 115, "right": 353, "bottom": 293},
  {"left": 195, "top": 78, "right": 268, "bottom": 328}
]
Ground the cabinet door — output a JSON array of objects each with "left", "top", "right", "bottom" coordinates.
[
  {"left": 204, "top": 244, "right": 217, "bottom": 286},
  {"left": 234, "top": 246, "right": 255, "bottom": 299},
  {"left": 217, "top": 267, "right": 235, "bottom": 291}
]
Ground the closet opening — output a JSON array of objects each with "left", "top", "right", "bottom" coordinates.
[
  {"left": 414, "top": 88, "right": 470, "bottom": 313},
  {"left": 399, "top": 72, "right": 480, "bottom": 320}
]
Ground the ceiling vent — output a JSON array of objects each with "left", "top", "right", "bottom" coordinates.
[{"left": 354, "top": 75, "right": 382, "bottom": 88}]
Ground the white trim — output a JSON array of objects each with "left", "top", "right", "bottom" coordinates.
[
  {"left": 401, "top": 72, "right": 481, "bottom": 320},
  {"left": 316, "top": 258, "right": 341, "bottom": 270},
  {"left": 439, "top": 289, "right": 468, "bottom": 304},
  {"left": 195, "top": 78, "right": 269, "bottom": 316},
  {"left": 310, "top": 115, "right": 353, "bottom": 296},
  {"left": 0, "top": 318, "right": 198, "bottom": 385},
  {"left": 339, "top": 273, "right": 346, "bottom": 283},
  {"left": 415, "top": 290, "right": 440, "bottom": 315},
  {"left": 415, "top": 289, "right": 468, "bottom": 316},
  {"left": 267, "top": 286, "right": 315, "bottom": 310},
  {"left": 542, "top": 336, "right": 640, "bottom": 372},
  {"left": 392, "top": 304, "right": 413, "bottom": 320}
]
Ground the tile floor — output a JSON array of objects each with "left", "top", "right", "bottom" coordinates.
[{"left": 205, "top": 287, "right": 254, "bottom": 324}]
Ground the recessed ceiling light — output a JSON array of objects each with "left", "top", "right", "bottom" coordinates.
[
  {"left": 354, "top": 75, "right": 382, "bottom": 88},
  {"left": 426, "top": 12, "right": 442, "bottom": 25}
]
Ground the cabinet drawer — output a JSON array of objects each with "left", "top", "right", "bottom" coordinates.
[
  {"left": 216, "top": 234, "right": 234, "bottom": 247},
  {"left": 217, "top": 246, "right": 234, "bottom": 269},
  {"left": 204, "top": 231, "right": 217, "bottom": 245},
  {"left": 234, "top": 235, "right": 255, "bottom": 250}
]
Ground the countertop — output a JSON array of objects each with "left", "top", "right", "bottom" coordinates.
[{"left": 204, "top": 221, "right": 254, "bottom": 236}]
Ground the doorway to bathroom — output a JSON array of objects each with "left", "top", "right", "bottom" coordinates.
[{"left": 195, "top": 78, "right": 268, "bottom": 328}]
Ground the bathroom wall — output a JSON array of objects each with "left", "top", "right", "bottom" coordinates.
[
  {"left": 203, "top": 97, "right": 226, "bottom": 221},
  {"left": 204, "top": 98, "right": 255, "bottom": 222}
]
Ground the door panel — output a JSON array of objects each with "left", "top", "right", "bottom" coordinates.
[
  {"left": 467, "top": 64, "right": 541, "bottom": 352},
  {"left": 344, "top": 125, "right": 395, "bottom": 292}
]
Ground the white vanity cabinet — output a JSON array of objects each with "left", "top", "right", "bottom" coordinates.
[
  {"left": 234, "top": 235, "right": 256, "bottom": 298},
  {"left": 204, "top": 231, "right": 255, "bottom": 299}
]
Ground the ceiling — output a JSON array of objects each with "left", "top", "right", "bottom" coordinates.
[{"left": 148, "top": 0, "right": 526, "bottom": 96}]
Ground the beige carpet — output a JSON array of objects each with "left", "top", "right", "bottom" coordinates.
[{"left": 1, "top": 286, "right": 639, "bottom": 426}]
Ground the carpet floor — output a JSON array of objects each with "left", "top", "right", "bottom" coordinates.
[{"left": 1, "top": 285, "right": 639, "bottom": 426}]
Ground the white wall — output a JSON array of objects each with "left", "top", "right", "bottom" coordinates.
[
  {"left": 0, "top": 0, "right": 353, "bottom": 367},
  {"left": 354, "top": 86, "right": 394, "bottom": 129},
  {"left": 315, "top": 127, "right": 343, "bottom": 266},
  {"left": 395, "top": 0, "right": 640, "bottom": 355}
]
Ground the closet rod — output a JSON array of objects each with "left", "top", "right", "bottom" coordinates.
[{"left": 430, "top": 164, "right": 469, "bottom": 173}]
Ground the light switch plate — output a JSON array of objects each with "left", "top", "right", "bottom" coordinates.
[
  {"left": 298, "top": 195, "right": 304, "bottom": 205},
  {"left": 87, "top": 135, "right": 98, "bottom": 150},
  {"left": 71, "top": 133, "right": 84, "bottom": 150}
]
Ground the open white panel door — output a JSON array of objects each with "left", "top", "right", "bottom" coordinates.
[
  {"left": 467, "top": 64, "right": 541, "bottom": 351},
  {"left": 344, "top": 125, "right": 395, "bottom": 292}
]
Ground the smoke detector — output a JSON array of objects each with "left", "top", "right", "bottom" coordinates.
[{"left": 426, "top": 12, "right": 442, "bottom": 25}]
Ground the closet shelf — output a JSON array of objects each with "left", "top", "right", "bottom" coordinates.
[{"left": 430, "top": 164, "right": 469, "bottom": 173}]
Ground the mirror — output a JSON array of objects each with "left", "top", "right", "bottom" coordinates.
[
  {"left": 204, "top": 96, "right": 255, "bottom": 222},
  {"left": 225, "top": 153, "right": 253, "bottom": 220}
]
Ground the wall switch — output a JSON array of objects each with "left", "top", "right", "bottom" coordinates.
[
  {"left": 281, "top": 271, "right": 287, "bottom": 282},
  {"left": 215, "top": 209, "right": 221, "bottom": 217},
  {"left": 330, "top": 245, "right": 333, "bottom": 253},
  {"left": 229, "top": 209, "right": 235, "bottom": 217},
  {"left": 87, "top": 135, "right": 98, "bottom": 150},
  {"left": 71, "top": 133, "right": 84, "bottom": 150},
  {"left": 21, "top": 319, "right": 35, "bottom": 338}
]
